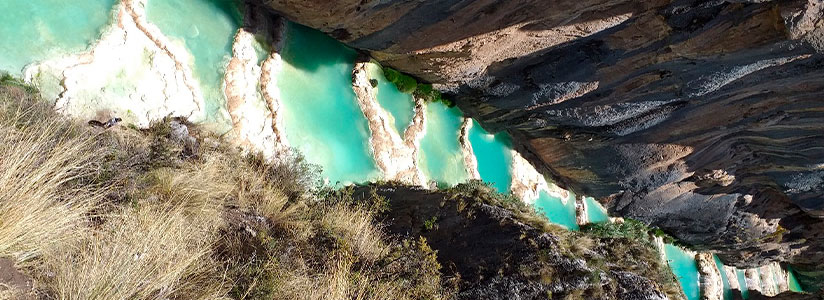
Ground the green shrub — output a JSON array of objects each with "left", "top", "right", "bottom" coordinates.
[
  {"left": 0, "top": 72, "right": 38, "bottom": 94},
  {"left": 383, "top": 67, "right": 417, "bottom": 93},
  {"left": 382, "top": 67, "right": 456, "bottom": 107},
  {"left": 581, "top": 219, "right": 655, "bottom": 246}
]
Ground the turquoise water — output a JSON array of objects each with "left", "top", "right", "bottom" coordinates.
[
  {"left": 714, "top": 255, "right": 734, "bottom": 300},
  {"left": 584, "top": 196, "right": 610, "bottom": 223},
  {"left": 145, "top": 0, "right": 241, "bottom": 116},
  {"left": 418, "top": 103, "right": 469, "bottom": 187},
  {"left": 534, "top": 191, "right": 579, "bottom": 230},
  {"left": 276, "top": 23, "right": 380, "bottom": 184},
  {"left": 664, "top": 244, "right": 701, "bottom": 300},
  {"left": 736, "top": 269, "right": 750, "bottom": 299},
  {"left": 468, "top": 119, "right": 513, "bottom": 193},
  {"left": 366, "top": 63, "right": 416, "bottom": 135},
  {"left": 787, "top": 266, "right": 803, "bottom": 292},
  {"left": 0, "top": 0, "right": 117, "bottom": 74}
]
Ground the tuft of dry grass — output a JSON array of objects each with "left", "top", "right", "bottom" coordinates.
[
  {"left": 317, "top": 204, "right": 389, "bottom": 262},
  {"left": 0, "top": 87, "right": 100, "bottom": 263},
  {"left": 39, "top": 204, "right": 228, "bottom": 300}
]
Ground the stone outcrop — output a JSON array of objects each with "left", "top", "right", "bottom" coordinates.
[
  {"left": 258, "top": 0, "right": 824, "bottom": 288},
  {"left": 696, "top": 253, "right": 724, "bottom": 300},
  {"left": 354, "top": 184, "right": 678, "bottom": 300}
]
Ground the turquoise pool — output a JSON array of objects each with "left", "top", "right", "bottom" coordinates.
[
  {"left": 714, "top": 255, "right": 734, "bottom": 300},
  {"left": 664, "top": 244, "right": 701, "bottom": 300},
  {"left": 276, "top": 23, "right": 380, "bottom": 184},
  {"left": 418, "top": 103, "right": 469, "bottom": 187},
  {"left": 366, "top": 63, "right": 416, "bottom": 136},
  {"left": 468, "top": 119, "right": 513, "bottom": 194},
  {"left": 584, "top": 196, "right": 610, "bottom": 224},
  {"left": 144, "top": 0, "right": 241, "bottom": 117},
  {"left": 534, "top": 191, "right": 579, "bottom": 230},
  {"left": 0, "top": 0, "right": 117, "bottom": 74}
]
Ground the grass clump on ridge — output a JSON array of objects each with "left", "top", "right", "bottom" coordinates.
[{"left": 0, "top": 80, "right": 452, "bottom": 300}]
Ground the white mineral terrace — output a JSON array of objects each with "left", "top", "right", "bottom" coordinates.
[
  {"left": 575, "top": 196, "right": 588, "bottom": 226},
  {"left": 459, "top": 118, "right": 482, "bottom": 180},
  {"left": 352, "top": 61, "right": 426, "bottom": 186},
  {"left": 258, "top": 18, "right": 290, "bottom": 157},
  {"left": 696, "top": 253, "right": 724, "bottom": 300},
  {"left": 509, "top": 149, "right": 571, "bottom": 204},
  {"left": 224, "top": 28, "right": 279, "bottom": 157},
  {"left": 24, "top": 0, "right": 206, "bottom": 127}
]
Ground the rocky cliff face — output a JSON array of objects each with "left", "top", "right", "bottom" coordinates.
[
  {"left": 257, "top": 0, "right": 824, "bottom": 290},
  {"left": 354, "top": 183, "right": 680, "bottom": 299}
]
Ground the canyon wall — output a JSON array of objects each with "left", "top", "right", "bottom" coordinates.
[{"left": 257, "top": 0, "right": 824, "bottom": 289}]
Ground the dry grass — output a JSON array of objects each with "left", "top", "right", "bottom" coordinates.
[
  {"left": 317, "top": 205, "right": 389, "bottom": 261},
  {"left": 40, "top": 204, "right": 227, "bottom": 300},
  {"left": 0, "top": 88, "right": 99, "bottom": 263},
  {"left": 0, "top": 83, "right": 449, "bottom": 300}
]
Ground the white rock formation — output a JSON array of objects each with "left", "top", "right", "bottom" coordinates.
[
  {"left": 351, "top": 61, "right": 426, "bottom": 186},
  {"left": 696, "top": 253, "right": 724, "bottom": 300},
  {"left": 24, "top": 0, "right": 208, "bottom": 128},
  {"left": 723, "top": 266, "right": 743, "bottom": 294},
  {"left": 745, "top": 268, "right": 763, "bottom": 294},
  {"left": 224, "top": 28, "right": 280, "bottom": 158},
  {"left": 459, "top": 118, "right": 482, "bottom": 180},
  {"left": 575, "top": 196, "right": 589, "bottom": 226}
]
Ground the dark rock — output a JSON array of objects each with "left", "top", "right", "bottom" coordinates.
[
  {"left": 355, "top": 184, "right": 680, "bottom": 299},
  {"left": 0, "top": 258, "right": 34, "bottom": 299}
]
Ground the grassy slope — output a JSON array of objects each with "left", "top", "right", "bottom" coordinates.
[
  {"left": 0, "top": 82, "right": 446, "bottom": 300},
  {"left": 0, "top": 80, "right": 680, "bottom": 299}
]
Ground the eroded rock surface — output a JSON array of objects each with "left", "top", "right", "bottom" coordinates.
[
  {"left": 258, "top": 0, "right": 824, "bottom": 289},
  {"left": 354, "top": 184, "right": 677, "bottom": 300}
]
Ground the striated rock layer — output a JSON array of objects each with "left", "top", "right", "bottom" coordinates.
[{"left": 258, "top": 0, "right": 824, "bottom": 289}]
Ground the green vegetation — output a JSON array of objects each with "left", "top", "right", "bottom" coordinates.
[
  {"left": 0, "top": 71, "right": 37, "bottom": 94},
  {"left": 382, "top": 67, "right": 417, "bottom": 93},
  {"left": 423, "top": 216, "right": 438, "bottom": 231},
  {"left": 761, "top": 225, "right": 787, "bottom": 244},
  {"left": 382, "top": 67, "right": 454, "bottom": 107},
  {"left": 582, "top": 219, "right": 659, "bottom": 247},
  {"left": 580, "top": 220, "right": 682, "bottom": 297},
  {"left": 414, "top": 84, "right": 454, "bottom": 107},
  {"left": 0, "top": 80, "right": 451, "bottom": 299}
]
